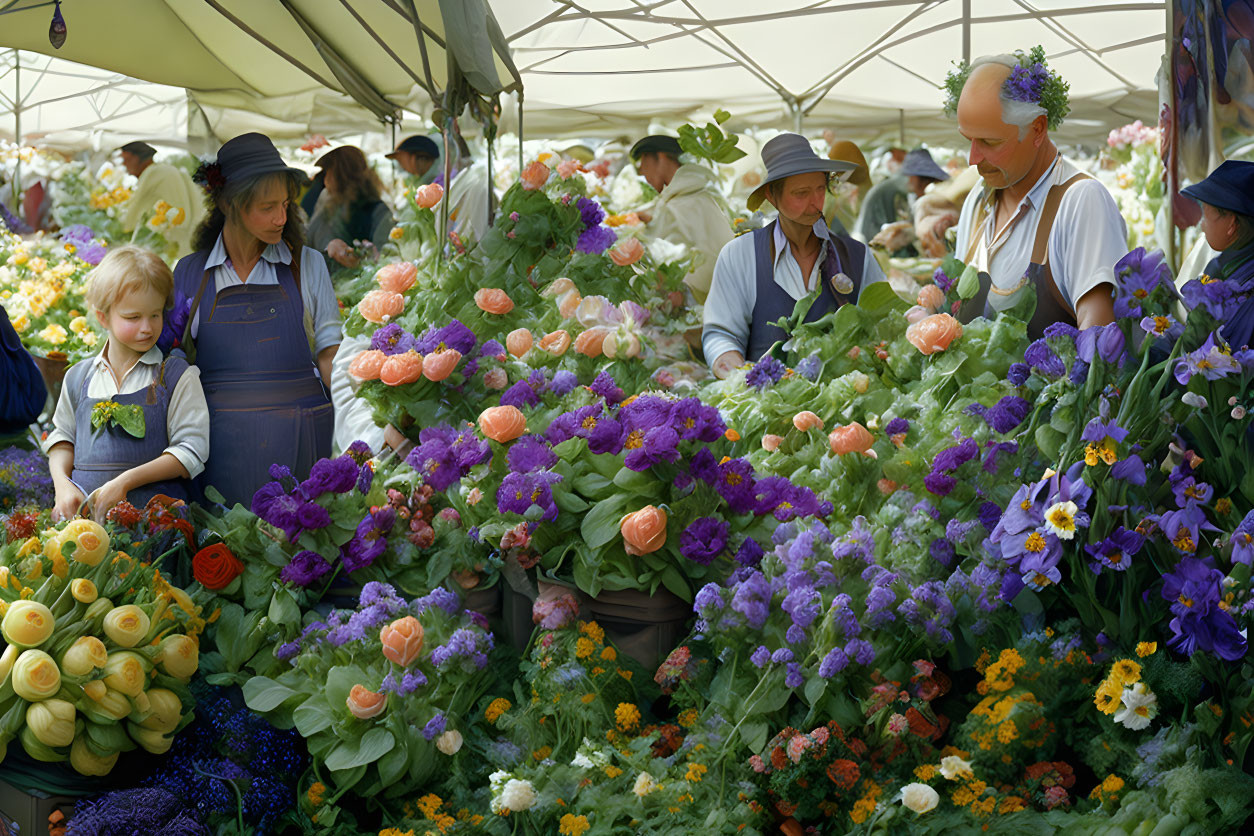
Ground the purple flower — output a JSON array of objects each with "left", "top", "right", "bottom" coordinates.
[
  {"left": 500, "top": 380, "right": 540, "bottom": 410},
  {"left": 671, "top": 398, "right": 726, "bottom": 442},
  {"left": 929, "top": 537, "right": 955, "bottom": 567},
  {"left": 933, "top": 437, "right": 979, "bottom": 472},
  {"left": 1085, "top": 527, "right": 1143, "bottom": 573},
  {"left": 680, "top": 517, "right": 730, "bottom": 565},
  {"left": 1114, "top": 248, "right": 1172, "bottom": 318},
  {"left": 496, "top": 471, "right": 563, "bottom": 521},
  {"left": 689, "top": 448, "right": 718, "bottom": 483},
  {"left": 1044, "top": 322, "right": 1079, "bottom": 343},
  {"left": 796, "top": 354, "right": 822, "bottom": 380},
  {"left": 280, "top": 550, "right": 333, "bottom": 587},
  {"left": 506, "top": 435, "right": 556, "bottom": 473},
  {"left": 745, "top": 355, "right": 785, "bottom": 389},
  {"left": 417, "top": 320, "right": 477, "bottom": 356},
  {"left": 302, "top": 455, "right": 359, "bottom": 496},
  {"left": 715, "top": 458, "right": 757, "bottom": 513},
  {"left": 620, "top": 396, "right": 672, "bottom": 432},
  {"left": 818, "top": 647, "right": 849, "bottom": 678},
  {"left": 1161, "top": 557, "right": 1247, "bottom": 660},
  {"left": 983, "top": 440, "right": 1019, "bottom": 474},
  {"left": 1003, "top": 62, "right": 1049, "bottom": 103},
  {"left": 884, "top": 418, "right": 909, "bottom": 436},
  {"left": 590, "top": 371, "right": 624, "bottom": 404},
  {"left": 1175, "top": 332, "right": 1242, "bottom": 384},
  {"left": 1076, "top": 323, "right": 1127, "bottom": 366},
  {"left": 546, "top": 404, "right": 602, "bottom": 444},
  {"left": 623, "top": 425, "right": 681, "bottom": 471},
  {"left": 576, "top": 224, "right": 617, "bottom": 254},
  {"left": 750, "top": 645, "right": 770, "bottom": 668},
  {"left": 781, "top": 585, "right": 821, "bottom": 628},
  {"left": 1181, "top": 275, "right": 1238, "bottom": 320},
  {"left": 1159, "top": 501, "right": 1218, "bottom": 553},
  {"left": 549, "top": 370, "right": 578, "bottom": 397},
  {"left": 1140, "top": 313, "right": 1184, "bottom": 340},
  {"left": 1082, "top": 418, "right": 1129, "bottom": 445},
  {"left": 785, "top": 663, "right": 803, "bottom": 689},
  {"left": 933, "top": 266, "right": 954, "bottom": 293},
  {"left": 1024, "top": 339, "right": 1065, "bottom": 377},
  {"left": 1007, "top": 362, "right": 1031, "bottom": 385},
  {"left": 694, "top": 583, "right": 725, "bottom": 616},
  {"left": 576, "top": 196, "right": 605, "bottom": 228},
  {"left": 1232, "top": 511, "right": 1254, "bottom": 566},
  {"left": 770, "top": 648, "right": 794, "bottom": 664},
  {"left": 357, "top": 464, "right": 374, "bottom": 494},
  {"left": 480, "top": 339, "right": 506, "bottom": 360},
  {"left": 844, "top": 638, "right": 876, "bottom": 666},
  {"left": 1171, "top": 476, "right": 1213, "bottom": 508},
  {"left": 978, "top": 501, "right": 1003, "bottom": 531},
  {"left": 735, "top": 537, "right": 764, "bottom": 567},
  {"left": 422, "top": 714, "right": 447, "bottom": 741},
  {"left": 370, "top": 323, "right": 417, "bottom": 355},
  {"left": 157, "top": 296, "right": 192, "bottom": 353},
  {"left": 984, "top": 396, "right": 1030, "bottom": 434},
  {"left": 729, "top": 570, "right": 771, "bottom": 629},
  {"left": 341, "top": 507, "right": 396, "bottom": 572},
  {"left": 407, "top": 429, "right": 463, "bottom": 492},
  {"left": 1111, "top": 455, "right": 1147, "bottom": 485},
  {"left": 587, "top": 417, "right": 625, "bottom": 455},
  {"left": 923, "top": 472, "right": 956, "bottom": 496}
]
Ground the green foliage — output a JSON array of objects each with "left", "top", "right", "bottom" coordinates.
[
  {"left": 942, "top": 45, "right": 1070, "bottom": 131},
  {"left": 677, "top": 111, "right": 747, "bottom": 165}
]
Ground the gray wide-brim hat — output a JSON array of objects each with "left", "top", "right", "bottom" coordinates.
[
  {"left": 747, "top": 133, "right": 856, "bottom": 212},
  {"left": 899, "top": 148, "right": 949, "bottom": 182}
]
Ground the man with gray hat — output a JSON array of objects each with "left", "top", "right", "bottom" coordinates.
[
  {"left": 386, "top": 135, "right": 440, "bottom": 182},
  {"left": 630, "top": 135, "right": 733, "bottom": 304},
  {"left": 119, "top": 140, "right": 204, "bottom": 259},
  {"left": 703, "top": 133, "right": 886, "bottom": 377}
]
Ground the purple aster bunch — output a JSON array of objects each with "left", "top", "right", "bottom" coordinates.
[
  {"left": 680, "top": 517, "right": 730, "bottom": 565},
  {"left": 990, "top": 461, "right": 1092, "bottom": 596},
  {"left": 280, "top": 549, "right": 334, "bottom": 587},
  {"left": 406, "top": 423, "right": 492, "bottom": 491},
  {"left": 983, "top": 395, "right": 1031, "bottom": 434},
  {"left": 496, "top": 470, "right": 563, "bottom": 521},
  {"left": 576, "top": 195, "right": 605, "bottom": 228},
  {"left": 1004, "top": 62, "right": 1050, "bottom": 104},
  {"left": 416, "top": 319, "right": 477, "bottom": 356},
  {"left": 429, "top": 626, "right": 494, "bottom": 672},
  {"left": 1112, "top": 248, "right": 1173, "bottom": 319},
  {"left": 0, "top": 447, "right": 54, "bottom": 510},
  {"left": 1161, "top": 557, "right": 1246, "bottom": 660},
  {"left": 251, "top": 462, "right": 342, "bottom": 542},
  {"left": 1180, "top": 274, "right": 1241, "bottom": 321},
  {"left": 576, "top": 223, "right": 617, "bottom": 254},
  {"left": 745, "top": 354, "right": 786, "bottom": 389},
  {"left": 796, "top": 354, "right": 823, "bottom": 380},
  {"left": 924, "top": 437, "right": 980, "bottom": 496},
  {"left": 158, "top": 294, "right": 193, "bottom": 353},
  {"left": 370, "top": 322, "right": 418, "bottom": 355}
]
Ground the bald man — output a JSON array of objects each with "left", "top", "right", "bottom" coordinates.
[{"left": 952, "top": 54, "right": 1126, "bottom": 336}]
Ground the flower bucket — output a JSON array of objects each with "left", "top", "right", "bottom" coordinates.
[
  {"left": 586, "top": 587, "right": 692, "bottom": 670},
  {"left": 31, "top": 349, "right": 67, "bottom": 410}
]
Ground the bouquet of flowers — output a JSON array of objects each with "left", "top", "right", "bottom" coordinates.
[
  {"left": 242, "top": 582, "right": 497, "bottom": 817},
  {"left": 0, "top": 518, "right": 203, "bottom": 775},
  {"left": 47, "top": 159, "right": 130, "bottom": 242},
  {"left": 0, "top": 228, "right": 104, "bottom": 362}
]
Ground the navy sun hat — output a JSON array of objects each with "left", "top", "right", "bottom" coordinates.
[
  {"left": 216, "top": 132, "right": 303, "bottom": 184},
  {"left": 1182, "top": 160, "right": 1254, "bottom": 218},
  {"left": 630, "top": 134, "right": 682, "bottom": 161},
  {"left": 747, "top": 133, "right": 855, "bottom": 211},
  {"left": 387, "top": 135, "right": 439, "bottom": 160},
  {"left": 899, "top": 148, "right": 949, "bottom": 182},
  {"left": 119, "top": 140, "right": 156, "bottom": 159}
]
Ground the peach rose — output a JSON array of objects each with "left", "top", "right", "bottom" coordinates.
[
  {"left": 793, "top": 411, "right": 824, "bottom": 432},
  {"left": 422, "top": 349, "right": 461, "bottom": 382},
  {"left": 917, "top": 284, "right": 946, "bottom": 311},
  {"left": 538, "top": 330, "right": 571, "bottom": 356},
  {"left": 358, "top": 289, "right": 405, "bottom": 324},
  {"left": 380, "top": 351, "right": 424, "bottom": 386},
  {"left": 558, "top": 289, "right": 582, "bottom": 319},
  {"left": 506, "top": 329, "right": 533, "bottom": 358},
  {"left": 574, "top": 327, "right": 609, "bottom": 358},
  {"left": 483, "top": 368, "right": 508, "bottom": 390},
  {"left": 906, "top": 313, "right": 963, "bottom": 355},
  {"left": 349, "top": 350, "right": 387, "bottom": 381},
  {"left": 609, "top": 238, "right": 644, "bottom": 267},
  {"left": 474, "top": 288, "right": 515, "bottom": 315},
  {"left": 621, "top": 506, "right": 667, "bottom": 556},
  {"left": 520, "top": 160, "right": 551, "bottom": 191},
  {"left": 479, "top": 405, "right": 527, "bottom": 443},
  {"left": 376, "top": 262, "right": 417, "bottom": 293},
  {"left": 542, "top": 277, "right": 576, "bottom": 298},
  {"left": 829, "top": 422, "right": 876, "bottom": 457},
  {"left": 414, "top": 183, "right": 444, "bottom": 209},
  {"left": 904, "top": 305, "right": 930, "bottom": 324},
  {"left": 762, "top": 434, "right": 784, "bottom": 452},
  {"left": 380, "top": 616, "right": 424, "bottom": 667},
  {"left": 346, "top": 684, "right": 387, "bottom": 719}
]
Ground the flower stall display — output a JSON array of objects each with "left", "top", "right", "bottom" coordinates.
[
  {"left": 0, "top": 227, "right": 107, "bottom": 363},
  {"left": 0, "top": 517, "right": 204, "bottom": 776},
  {"left": 1101, "top": 121, "right": 1169, "bottom": 252},
  {"left": 46, "top": 159, "right": 132, "bottom": 243},
  {"left": 241, "top": 582, "right": 497, "bottom": 829}
]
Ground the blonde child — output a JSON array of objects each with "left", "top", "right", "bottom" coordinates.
[{"left": 45, "top": 246, "right": 209, "bottom": 521}]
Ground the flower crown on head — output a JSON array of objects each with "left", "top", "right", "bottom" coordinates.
[
  {"left": 192, "top": 160, "right": 226, "bottom": 193},
  {"left": 943, "top": 46, "right": 1071, "bottom": 131}
]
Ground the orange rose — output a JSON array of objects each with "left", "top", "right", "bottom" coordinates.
[
  {"left": 422, "top": 349, "right": 461, "bottom": 382},
  {"left": 191, "top": 544, "right": 243, "bottom": 591},
  {"left": 414, "top": 183, "right": 444, "bottom": 209},
  {"left": 358, "top": 289, "right": 405, "bottom": 323},
  {"left": 543, "top": 277, "right": 576, "bottom": 298},
  {"left": 609, "top": 238, "right": 644, "bottom": 267},
  {"left": 557, "top": 290, "right": 582, "bottom": 319},
  {"left": 379, "top": 616, "right": 424, "bottom": 667},
  {"left": 829, "top": 422, "right": 876, "bottom": 457},
  {"left": 380, "top": 351, "right": 424, "bottom": 386},
  {"left": 479, "top": 405, "right": 527, "bottom": 443},
  {"left": 621, "top": 506, "right": 667, "bottom": 556},
  {"left": 506, "top": 329, "right": 534, "bottom": 358},
  {"left": 916, "top": 284, "right": 946, "bottom": 311},
  {"left": 520, "top": 160, "right": 551, "bottom": 190},
  {"left": 474, "top": 288, "right": 515, "bottom": 315},
  {"left": 538, "top": 330, "right": 571, "bottom": 356},
  {"left": 906, "top": 313, "right": 963, "bottom": 355},
  {"left": 762, "top": 434, "right": 783, "bottom": 452},
  {"left": 793, "top": 411, "right": 824, "bottom": 432},
  {"left": 376, "top": 262, "right": 417, "bottom": 293},
  {"left": 574, "top": 327, "right": 609, "bottom": 358},
  {"left": 348, "top": 350, "right": 387, "bottom": 381},
  {"left": 346, "top": 684, "right": 387, "bottom": 719}
]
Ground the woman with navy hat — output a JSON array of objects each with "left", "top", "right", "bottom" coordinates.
[
  {"left": 172, "top": 132, "right": 340, "bottom": 507},
  {"left": 1182, "top": 160, "right": 1254, "bottom": 350}
]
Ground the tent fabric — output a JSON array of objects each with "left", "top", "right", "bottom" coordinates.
[
  {"left": 491, "top": 0, "right": 1167, "bottom": 145},
  {"left": 0, "top": 0, "right": 519, "bottom": 139}
]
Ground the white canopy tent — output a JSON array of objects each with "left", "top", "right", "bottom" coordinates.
[{"left": 492, "top": 0, "right": 1168, "bottom": 146}]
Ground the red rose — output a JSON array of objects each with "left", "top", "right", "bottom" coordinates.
[{"left": 192, "top": 544, "right": 244, "bottom": 590}]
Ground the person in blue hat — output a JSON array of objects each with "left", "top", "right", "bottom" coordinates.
[
  {"left": 703, "top": 133, "right": 887, "bottom": 376},
  {"left": 387, "top": 135, "right": 440, "bottom": 182},
  {"left": 171, "top": 132, "right": 340, "bottom": 507},
  {"left": 858, "top": 148, "right": 950, "bottom": 255},
  {"left": 1181, "top": 160, "right": 1254, "bottom": 349}
]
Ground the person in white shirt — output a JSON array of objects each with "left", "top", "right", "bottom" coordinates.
[
  {"left": 950, "top": 51, "right": 1125, "bottom": 336},
  {"left": 46, "top": 246, "right": 209, "bottom": 521},
  {"left": 702, "top": 133, "right": 886, "bottom": 377},
  {"left": 119, "top": 141, "right": 206, "bottom": 260}
]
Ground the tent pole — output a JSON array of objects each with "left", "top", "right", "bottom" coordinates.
[
  {"left": 11, "top": 50, "right": 21, "bottom": 214},
  {"left": 517, "top": 93, "right": 524, "bottom": 179},
  {"left": 792, "top": 100, "right": 803, "bottom": 133},
  {"left": 899, "top": 109, "right": 905, "bottom": 147},
  {"left": 962, "top": 0, "right": 970, "bottom": 64}
]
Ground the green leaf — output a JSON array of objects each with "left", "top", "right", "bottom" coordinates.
[
  {"left": 857, "top": 281, "right": 908, "bottom": 314},
  {"left": 713, "top": 108, "right": 731, "bottom": 125},
  {"left": 114, "top": 405, "right": 146, "bottom": 439},
  {"left": 242, "top": 676, "right": 298, "bottom": 713},
  {"left": 803, "top": 675, "right": 827, "bottom": 707},
  {"left": 659, "top": 565, "right": 691, "bottom": 602},
  {"left": 739, "top": 721, "right": 768, "bottom": 753},
  {"left": 268, "top": 588, "right": 300, "bottom": 627},
  {"left": 376, "top": 737, "right": 410, "bottom": 788},
  {"left": 324, "top": 665, "right": 367, "bottom": 711},
  {"left": 325, "top": 727, "right": 395, "bottom": 772},
  {"left": 580, "top": 495, "right": 629, "bottom": 549},
  {"left": 293, "top": 698, "right": 335, "bottom": 736},
  {"left": 611, "top": 467, "right": 655, "bottom": 495}
]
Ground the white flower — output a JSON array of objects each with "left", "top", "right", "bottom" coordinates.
[
  {"left": 499, "top": 778, "right": 536, "bottom": 812},
  {"left": 633, "top": 771, "right": 658, "bottom": 797},
  {"left": 436, "top": 729, "right": 463, "bottom": 755},
  {"left": 939, "top": 755, "right": 974, "bottom": 781},
  {"left": 570, "top": 738, "right": 609, "bottom": 769},
  {"left": 1043, "top": 501, "right": 1080, "bottom": 540},
  {"left": 1114, "top": 682, "right": 1157, "bottom": 731},
  {"left": 646, "top": 237, "right": 687, "bottom": 265},
  {"left": 900, "top": 782, "right": 939, "bottom": 813},
  {"left": 1181, "top": 392, "right": 1208, "bottom": 410}
]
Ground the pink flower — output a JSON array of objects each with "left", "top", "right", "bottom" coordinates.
[
  {"left": 810, "top": 727, "right": 830, "bottom": 745},
  {"left": 358, "top": 290, "right": 405, "bottom": 324},
  {"left": 793, "top": 411, "right": 824, "bottom": 432},
  {"left": 346, "top": 684, "right": 386, "bottom": 719},
  {"left": 917, "top": 284, "right": 946, "bottom": 311},
  {"left": 557, "top": 159, "right": 581, "bottom": 179},
  {"left": 414, "top": 183, "right": 444, "bottom": 209},
  {"left": 829, "top": 422, "right": 876, "bottom": 457},
  {"left": 520, "top": 160, "right": 550, "bottom": 190},
  {"left": 749, "top": 755, "right": 766, "bottom": 773},
  {"left": 887, "top": 713, "right": 908, "bottom": 736},
  {"left": 905, "top": 313, "right": 963, "bottom": 355},
  {"left": 762, "top": 434, "right": 783, "bottom": 452},
  {"left": 375, "top": 262, "right": 417, "bottom": 293},
  {"left": 483, "top": 368, "right": 507, "bottom": 390},
  {"left": 609, "top": 237, "right": 644, "bottom": 267},
  {"left": 786, "top": 734, "right": 812, "bottom": 763},
  {"left": 379, "top": 616, "right": 424, "bottom": 667},
  {"left": 474, "top": 288, "right": 515, "bottom": 315}
]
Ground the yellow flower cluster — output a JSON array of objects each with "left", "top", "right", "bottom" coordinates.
[
  {"left": 1089, "top": 773, "right": 1124, "bottom": 802},
  {"left": 145, "top": 200, "right": 186, "bottom": 232},
  {"left": 684, "top": 762, "right": 707, "bottom": 782},
  {"left": 977, "top": 648, "right": 1025, "bottom": 694},
  {"left": 305, "top": 781, "right": 326, "bottom": 808},
  {"left": 1094, "top": 658, "right": 1140, "bottom": 715},
  {"left": 89, "top": 186, "right": 132, "bottom": 210},
  {"left": 414, "top": 793, "right": 456, "bottom": 833},
  {"left": 967, "top": 691, "right": 1049, "bottom": 752},
  {"left": 558, "top": 813, "right": 591, "bottom": 836},
  {"left": 848, "top": 780, "right": 881, "bottom": 824},
  {"left": 485, "top": 697, "right": 511, "bottom": 723},
  {"left": 615, "top": 702, "right": 641, "bottom": 731}
]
